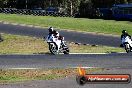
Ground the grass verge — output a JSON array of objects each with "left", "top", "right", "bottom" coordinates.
[
  {"left": 0, "top": 13, "right": 132, "bottom": 35},
  {"left": 0, "top": 33, "right": 48, "bottom": 54},
  {"left": 0, "top": 68, "right": 103, "bottom": 83},
  {"left": 0, "top": 33, "right": 125, "bottom": 54}
]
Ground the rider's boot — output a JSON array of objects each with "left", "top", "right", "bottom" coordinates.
[
  {"left": 130, "top": 47, "right": 132, "bottom": 52},
  {"left": 62, "top": 41, "right": 67, "bottom": 47}
]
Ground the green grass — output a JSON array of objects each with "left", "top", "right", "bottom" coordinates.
[
  {"left": 0, "top": 69, "right": 65, "bottom": 83},
  {"left": 0, "top": 68, "right": 103, "bottom": 83},
  {"left": 70, "top": 44, "right": 124, "bottom": 53},
  {"left": 0, "top": 69, "right": 76, "bottom": 83},
  {"left": 0, "top": 13, "right": 132, "bottom": 35},
  {"left": 0, "top": 33, "right": 125, "bottom": 54},
  {"left": 0, "top": 76, "right": 27, "bottom": 83},
  {"left": 0, "top": 33, "right": 48, "bottom": 54}
]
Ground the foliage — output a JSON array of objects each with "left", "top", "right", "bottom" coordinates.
[{"left": 0, "top": 0, "right": 132, "bottom": 16}]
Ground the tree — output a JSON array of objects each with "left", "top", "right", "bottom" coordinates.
[
  {"left": 79, "top": 0, "right": 95, "bottom": 17},
  {"left": 128, "top": 0, "right": 132, "bottom": 3},
  {"left": 0, "top": 0, "right": 4, "bottom": 8},
  {"left": 0, "top": 0, "right": 9, "bottom": 8},
  {"left": 92, "top": 0, "right": 115, "bottom": 8}
]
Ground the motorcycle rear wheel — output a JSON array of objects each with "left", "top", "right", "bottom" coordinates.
[{"left": 125, "top": 44, "right": 131, "bottom": 53}]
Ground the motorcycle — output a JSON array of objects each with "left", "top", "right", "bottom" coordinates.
[
  {"left": 121, "top": 36, "right": 132, "bottom": 53},
  {"left": 46, "top": 35, "right": 69, "bottom": 55}
]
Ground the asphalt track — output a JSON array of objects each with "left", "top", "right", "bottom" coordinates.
[
  {"left": 0, "top": 22, "right": 132, "bottom": 88},
  {"left": 0, "top": 22, "right": 131, "bottom": 69},
  {"left": 0, "top": 22, "right": 120, "bottom": 47},
  {"left": 0, "top": 53, "right": 132, "bottom": 69}
]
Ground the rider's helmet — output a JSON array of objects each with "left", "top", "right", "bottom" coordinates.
[
  {"left": 122, "top": 30, "right": 127, "bottom": 34},
  {"left": 48, "top": 27, "right": 54, "bottom": 33}
]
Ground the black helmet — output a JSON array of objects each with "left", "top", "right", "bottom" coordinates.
[
  {"left": 122, "top": 30, "right": 127, "bottom": 34},
  {"left": 48, "top": 27, "right": 53, "bottom": 33}
]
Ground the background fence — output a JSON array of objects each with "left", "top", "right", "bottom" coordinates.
[{"left": 0, "top": 8, "right": 73, "bottom": 17}]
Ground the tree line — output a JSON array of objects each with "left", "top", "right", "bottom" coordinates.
[{"left": 0, "top": 0, "right": 132, "bottom": 16}]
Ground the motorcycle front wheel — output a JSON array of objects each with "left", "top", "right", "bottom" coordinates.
[{"left": 49, "top": 42, "right": 59, "bottom": 55}]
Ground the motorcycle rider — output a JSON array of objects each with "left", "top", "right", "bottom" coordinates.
[
  {"left": 46, "top": 27, "right": 65, "bottom": 52},
  {"left": 46, "top": 27, "right": 54, "bottom": 42},
  {"left": 120, "top": 30, "right": 132, "bottom": 47},
  {"left": 52, "top": 30, "right": 62, "bottom": 52},
  {"left": 53, "top": 30, "right": 66, "bottom": 48}
]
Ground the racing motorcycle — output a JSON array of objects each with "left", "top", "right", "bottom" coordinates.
[
  {"left": 46, "top": 35, "right": 69, "bottom": 55},
  {"left": 121, "top": 36, "right": 132, "bottom": 53}
]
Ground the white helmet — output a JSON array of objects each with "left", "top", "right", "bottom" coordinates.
[{"left": 56, "top": 31, "right": 60, "bottom": 37}]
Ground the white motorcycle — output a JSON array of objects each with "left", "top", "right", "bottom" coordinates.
[
  {"left": 46, "top": 35, "right": 69, "bottom": 55},
  {"left": 121, "top": 36, "right": 132, "bottom": 53}
]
